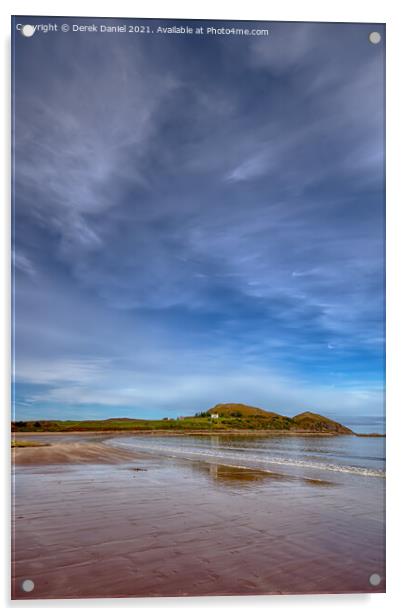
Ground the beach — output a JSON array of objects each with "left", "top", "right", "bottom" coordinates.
[{"left": 12, "top": 433, "right": 385, "bottom": 599}]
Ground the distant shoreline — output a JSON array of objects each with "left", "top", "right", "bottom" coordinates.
[
  {"left": 12, "top": 405, "right": 385, "bottom": 437},
  {"left": 9, "top": 404, "right": 368, "bottom": 435},
  {"left": 11, "top": 429, "right": 385, "bottom": 437}
]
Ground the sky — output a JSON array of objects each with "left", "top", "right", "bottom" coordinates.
[{"left": 12, "top": 18, "right": 385, "bottom": 420}]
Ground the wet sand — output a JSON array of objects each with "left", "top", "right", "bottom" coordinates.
[
  {"left": 12, "top": 440, "right": 143, "bottom": 465},
  {"left": 12, "top": 436, "right": 385, "bottom": 599}
]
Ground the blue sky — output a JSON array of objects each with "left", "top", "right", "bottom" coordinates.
[{"left": 12, "top": 18, "right": 385, "bottom": 420}]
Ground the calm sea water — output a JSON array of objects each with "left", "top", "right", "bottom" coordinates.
[
  {"left": 331, "top": 414, "right": 385, "bottom": 435},
  {"left": 110, "top": 429, "right": 385, "bottom": 480}
]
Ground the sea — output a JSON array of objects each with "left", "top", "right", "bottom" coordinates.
[{"left": 109, "top": 414, "right": 385, "bottom": 480}]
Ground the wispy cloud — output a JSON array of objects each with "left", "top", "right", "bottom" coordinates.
[
  {"left": 15, "top": 36, "right": 181, "bottom": 256},
  {"left": 12, "top": 251, "right": 36, "bottom": 277}
]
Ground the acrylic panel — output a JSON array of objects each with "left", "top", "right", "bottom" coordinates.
[{"left": 11, "top": 16, "right": 385, "bottom": 599}]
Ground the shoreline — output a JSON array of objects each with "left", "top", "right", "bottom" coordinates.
[
  {"left": 11, "top": 429, "right": 385, "bottom": 438},
  {"left": 12, "top": 429, "right": 357, "bottom": 437},
  {"left": 11, "top": 431, "right": 386, "bottom": 475}
]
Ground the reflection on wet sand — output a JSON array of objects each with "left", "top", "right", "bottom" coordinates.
[
  {"left": 193, "top": 461, "right": 335, "bottom": 488},
  {"left": 205, "top": 462, "right": 282, "bottom": 484}
]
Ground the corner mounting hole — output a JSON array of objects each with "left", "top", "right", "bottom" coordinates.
[
  {"left": 21, "top": 25, "right": 36, "bottom": 38},
  {"left": 368, "top": 32, "right": 381, "bottom": 45},
  {"left": 21, "top": 579, "right": 35, "bottom": 592},
  {"left": 369, "top": 573, "right": 381, "bottom": 586}
]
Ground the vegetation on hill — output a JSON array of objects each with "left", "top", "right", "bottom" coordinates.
[
  {"left": 12, "top": 403, "right": 354, "bottom": 434},
  {"left": 196, "top": 403, "right": 279, "bottom": 418},
  {"left": 292, "top": 412, "right": 353, "bottom": 434}
]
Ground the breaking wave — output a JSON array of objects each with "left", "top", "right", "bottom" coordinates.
[{"left": 110, "top": 437, "right": 385, "bottom": 478}]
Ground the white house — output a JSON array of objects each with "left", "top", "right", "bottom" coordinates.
[{"left": 210, "top": 413, "right": 219, "bottom": 419}]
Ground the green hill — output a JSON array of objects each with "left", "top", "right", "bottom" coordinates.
[
  {"left": 292, "top": 411, "right": 353, "bottom": 434},
  {"left": 201, "top": 403, "right": 279, "bottom": 418},
  {"left": 194, "top": 403, "right": 353, "bottom": 433},
  {"left": 11, "top": 403, "right": 353, "bottom": 434}
]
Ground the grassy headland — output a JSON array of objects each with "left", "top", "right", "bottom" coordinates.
[{"left": 12, "top": 403, "right": 354, "bottom": 435}]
